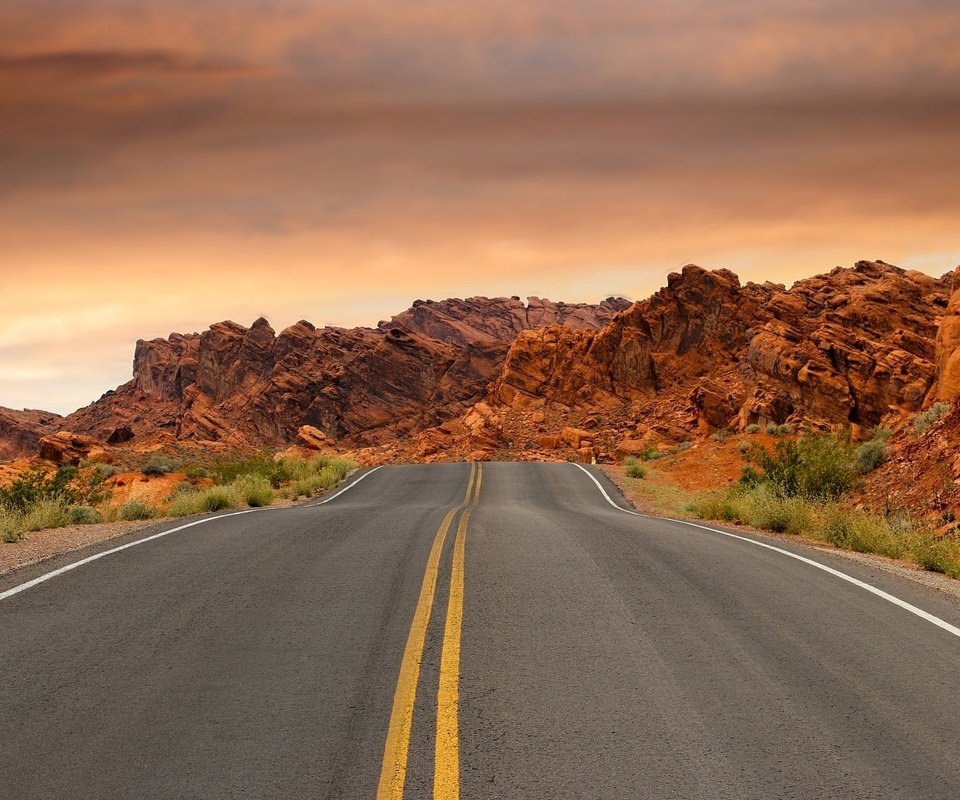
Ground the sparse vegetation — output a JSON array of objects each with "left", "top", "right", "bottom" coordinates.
[
  {"left": 140, "top": 456, "right": 178, "bottom": 476},
  {"left": 685, "top": 429, "right": 960, "bottom": 579},
  {"left": 624, "top": 457, "right": 647, "bottom": 479},
  {"left": 913, "top": 402, "right": 950, "bottom": 436},
  {"left": 0, "top": 451, "right": 356, "bottom": 542},
  {"left": 853, "top": 428, "right": 890, "bottom": 474},
  {"left": 741, "top": 433, "right": 856, "bottom": 501},
  {"left": 745, "top": 423, "right": 761, "bottom": 434},
  {"left": 116, "top": 500, "right": 157, "bottom": 521}
]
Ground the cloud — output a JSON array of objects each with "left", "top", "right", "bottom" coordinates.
[{"left": 0, "top": 49, "right": 243, "bottom": 78}]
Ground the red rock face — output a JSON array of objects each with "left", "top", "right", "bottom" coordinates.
[
  {"left": 493, "top": 261, "right": 950, "bottom": 433},
  {"left": 930, "top": 266, "right": 960, "bottom": 403},
  {"left": 0, "top": 408, "right": 63, "bottom": 460},
  {"left": 60, "top": 297, "right": 628, "bottom": 448}
]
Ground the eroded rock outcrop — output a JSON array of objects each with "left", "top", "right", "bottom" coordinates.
[
  {"left": 0, "top": 407, "right": 63, "bottom": 460},
  {"left": 930, "top": 266, "right": 960, "bottom": 403},
  {"left": 60, "top": 296, "right": 627, "bottom": 449},
  {"left": 492, "top": 261, "right": 949, "bottom": 434}
]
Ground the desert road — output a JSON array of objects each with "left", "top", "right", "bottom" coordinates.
[{"left": 2, "top": 463, "right": 960, "bottom": 799}]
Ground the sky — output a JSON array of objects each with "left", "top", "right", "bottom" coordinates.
[{"left": 2, "top": 0, "right": 959, "bottom": 414}]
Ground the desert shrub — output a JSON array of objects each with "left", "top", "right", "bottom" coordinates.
[
  {"left": 117, "top": 500, "right": 157, "bottom": 521},
  {"left": 67, "top": 505, "right": 102, "bottom": 525},
  {"left": 212, "top": 452, "right": 289, "bottom": 487},
  {"left": 22, "top": 498, "right": 73, "bottom": 532},
  {"left": 853, "top": 429, "right": 891, "bottom": 475},
  {"left": 737, "top": 485, "right": 813, "bottom": 535},
  {"left": 199, "top": 487, "right": 236, "bottom": 512},
  {"left": 167, "top": 480, "right": 198, "bottom": 501},
  {"left": 675, "top": 441, "right": 693, "bottom": 452},
  {"left": 911, "top": 535, "right": 960, "bottom": 579},
  {"left": 819, "top": 506, "right": 908, "bottom": 559},
  {"left": 692, "top": 491, "right": 740, "bottom": 522},
  {"left": 913, "top": 402, "right": 950, "bottom": 436},
  {"left": 0, "top": 508, "right": 25, "bottom": 542},
  {"left": 624, "top": 457, "right": 647, "bottom": 479},
  {"left": 736, "top": 439, "right": 751, "bottom": 454},
  {"left": 0, "top": 466, "right": 79, "bottom": 511},
  {"left": 765, "top": 423, "right": 794, "bottom": 437},
  {"left": 183, "top": 464, "right": 208, "bottom": 481},
  {"left": 90, "top": 464, "right": 119, "bottom": 481},
  {"left": 141, "top": 457, "right": 177, "bottom": 476},
  {"left": 710, "top": 428, "right": 732, "bottom": 443},
  {"left": 230, "top": 475, "right": 274, "bottom": 507},
  {"left": 744, "top": 434, "right": 855, "bottom": 501},
  {"left": 745, "top": 424, "right": 761, "bottom": 434},
  {"left": 168, "top": 485, "right": 239, "bottom": 516}
]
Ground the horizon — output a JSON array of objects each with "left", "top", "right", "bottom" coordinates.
[{"left": 3, "top": 0, "right": 960, "bottom": 413}]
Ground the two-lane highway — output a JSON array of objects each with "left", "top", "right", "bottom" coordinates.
[{"left": 2, "top": 462, "right": 960, "bottom": 798}]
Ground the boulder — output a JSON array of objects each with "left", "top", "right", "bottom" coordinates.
[{"left": 37, "top": 431, "right": 102, "bottom": 465}]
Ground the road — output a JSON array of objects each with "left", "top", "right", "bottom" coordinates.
[{"left": 2, "top": 461, "right": 960, "bottom": 799}]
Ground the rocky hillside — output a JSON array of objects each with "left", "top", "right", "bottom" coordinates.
[
  {"left": 53, "top": 296, "right": 628, "bottom": 450},
  {"left": 490, "top": 260, "right": 948, "bottom": 439}
]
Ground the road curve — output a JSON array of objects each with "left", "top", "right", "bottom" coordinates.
[{"left": 2, "top": 462, "right": 960, "bottom": 799}]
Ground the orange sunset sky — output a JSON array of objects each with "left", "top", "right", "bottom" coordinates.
[{"left": 2, "top": 0, "right": 959, "bottom": 414}]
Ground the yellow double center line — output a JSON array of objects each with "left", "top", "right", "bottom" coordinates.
[{"left": 376, "top": 463, "right": 482, "bottom": 800}]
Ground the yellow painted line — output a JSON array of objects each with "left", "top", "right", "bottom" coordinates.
[
  {"left": 376, "top": 463, "right": 477, "bottom": 800},
  {"left": 435, "top": 463, "right": 483, "bottom": 800}
]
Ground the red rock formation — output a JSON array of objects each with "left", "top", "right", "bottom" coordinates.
[
  {"left": 930, "top": 266, "right": 960, "bottom": 403},
  {"left": 59, "top": 297, "right": 627, "bottom": 450},
  {"left": 493, "top": 261, "right": 948, "bottom": 434},
  {"left": 37, "top": 431, "right": 104, "bottom": 466},
  {"left": 0, "top": 407, "right": 63, "bottom": 460}
]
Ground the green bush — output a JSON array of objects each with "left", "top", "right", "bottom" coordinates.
[
  {"left": 624, "top": 457, "right": 647, "bottom": 479},
  {"left": 67, "top": 505, "right": 102, "bottom": 525},
  {"left": 820, "top": 506, "right": 908, "bottom": 559},
  {"left": 0, "top": 466, "right": 79, "bottom": 511},
  {"left": 738, "top": 486, "right": 813, "bottom": 535},
  {"left": 141, "top": 457, "right": 176, "bottom": 476},
  {"left": 199, "top": 487, "right": 236, "bottom": 512},
  {"left": 913, "top": 402, "right": 950, "bottom": 436},
  {"left": 911, "top": 536, "right": 960, "bottom": 579},
  {"left": 692, "top": 491, "right": 740, "bottom": 522},
  {"left": 117, "top": 500, "right": 157, "bottom": 521},
  {"left": 230, "top": 475, "right": 274, "bottom": 507},
  {"left": 744, "top": 434, "right": 855, "bottom": 501},
  {"left": 22, "top": 498, "right": 72, "bottom": 531},
  {"left": 0, "top": 508, "right": 25, "bottom": 542},
  {"left": 853, "top": 429, "right": 890, "bottom": 475},
  {"left": 745, "top": 424, "right": 761, "bottom": 434},
  {"left": 212, "top": 452, "right": 290, "bottom": 488},
  {"left": 183, "top": 464, "right": 208, "bottom": 481}
]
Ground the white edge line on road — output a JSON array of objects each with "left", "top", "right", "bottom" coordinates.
[
  {"left": 307, "top": 465, "right": 381, "bottom": 506},
  {"left": 572, "top": 463, "right": 960, "bottom": 640},
  {"left": 0, "top": 466, "right": 383, "bottom": 603},
  {"left": 0, "top": 508, "right": 264, "bottom": 603}
]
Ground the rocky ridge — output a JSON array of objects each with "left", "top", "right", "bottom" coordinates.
[{"left": 52, "top": 295, "right": 628, "bottom": 452}]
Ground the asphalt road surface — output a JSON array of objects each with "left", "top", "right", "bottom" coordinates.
[{"left": 2, "top": 462, "right": 960, "bottom": 799}]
